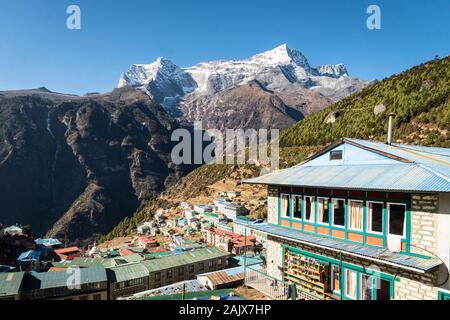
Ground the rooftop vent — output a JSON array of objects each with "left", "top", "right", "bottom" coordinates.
[{"left": 387, "top": 112, "right": 395, "bottom": 145}]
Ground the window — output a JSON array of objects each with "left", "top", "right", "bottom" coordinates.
[
  {"left": 167, "top": 270, "right": 173, "bottom": 279},
  {"left": 79, "top": 295, "right": 88, "bottom": 300},
  {"left": 332, "top": 199, "right": 345, "bottom": 227},
  {"left": 330, "top": 150, "right": 343, "bottom": 160},
  {"left": 93, "top": 294, "right": 102, "bottom": 300},
  {"left": 361, "top": 274, "right": 373, "bottom": 300},
  {"left": 304, "top": 196, "right": 315, "bottom": 222},
  {"left": 367, "top": 202, "right": 383, "bottom": 234},
  {"left": 281, "top": 194, "right": 290, "bottom": 218},
  {"left": 217, "top": 258, "right": 222, "bottom": 266},
  {"left": 317, "top": 198, "right": 329, "bottom": 224},
  {"left": 198, "top": 263, "right": 204, "bottom": 272},
  {"left": 208, "top": 261, "right": 214, "bottom": 268},
  {"left": 388, "top": 203, "right": 406, "bottom": 237},
  {"left": 292, "top": 195, "right": 302, "bottom": 219},
  {"left": 348, "top": 200, "right": 363, "bottom": 231},
  {"left": 178, "top": 267, "right": 185, "bottom": 276},
  {"left": 154, "top": 272, "right": 161, "bottom": 281},
  {"left": 189, "top": 265, "right": 195, "bottom": 273},
  {"left": 331, "top": 265, "right": 341, "bottom": 293},
  {"left": 345, "top": 269, "right": 358, "bottom": 299}
]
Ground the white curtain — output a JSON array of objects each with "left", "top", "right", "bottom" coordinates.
[
  {"left": 349, "top": 201, "right": 363, "bottom": 230},
  {"left": 345, "top": 270, "right": 357, "bottom": 298}
]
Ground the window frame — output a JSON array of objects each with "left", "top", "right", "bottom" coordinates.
[
  {"left": 280, "top": 193, "right": 291, "bottom": 219},
  {"left": 331, "top": 198, "right": 346, "bottom": 228},
  {"left": 387, "top": 202, "right": 407, "bottom": 238},
  {"left": 316, "top": 197, "right": 330, "bottom": 225},
  {"left": 347, "top": 199, "right": 364, "bottom": 232},
  {"left": 366, "top": 201, "right": 384, "bottom": 235},
  {"left": 330, "top": 150, "right": 343, "bottom": 161},
  {"left": 330, "top": 264, "right": 341, "bottom": 294},
  {"left": 303, "top": 195, "right": 315, "bottom": 223}
]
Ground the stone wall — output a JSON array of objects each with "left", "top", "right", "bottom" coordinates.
[
  {"left": 266, "top": 238, "right": 283, "bottom": 280},
  {"left": 394, "top": 276, "right": 438, "bottom": 300},
  {"left": 266, "top": 235, "right": 441, "bottom": 300},
  {"left": 267, "top": 185, "right": 279, "bottom": 225},
  {"left": 410, "top": 194, "right": 439, "bottom": 256}
]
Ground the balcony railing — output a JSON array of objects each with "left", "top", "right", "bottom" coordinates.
[{"left": 244, "top": 266, "right": 288, "bottom": 300}]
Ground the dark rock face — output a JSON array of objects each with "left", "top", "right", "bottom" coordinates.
[
  {"left": 0, "top": 87, "right": 189, "bottom": 243},
  {"left": 177, "top": 81, "right": 332, "bottom": 132}
]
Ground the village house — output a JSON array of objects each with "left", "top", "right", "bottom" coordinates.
[
  {"left": 54, "top": 247, "right": 82, "bottom": 261},
  {"left": 21, "top": 267, "right": 108, "bottom": 300},
  {"left": 138, "top": 236, "right": 158, "bottom": 249},
  {"left": 107, "top": 263, "right": 150, "bottom": 300},
  {"left": 107, "top": 247, "right": 229, "bottom": 299},
  {"left": 142, "top": 247, "right": 229, "bottom": 290},
  {"left": 0, "top": 272, "right": 25, "bottom": 300},
  {"left": 222, "top": 203, "right": 249, "bottom": 221},
  {"left": 202, "top": 227, "right": 259, "bottom": 255},
  {"left": 243, "top": 138, "right": 450, "bottom": 300}
]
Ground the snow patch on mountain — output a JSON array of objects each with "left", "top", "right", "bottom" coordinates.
[{"left": 117, "top": 43, "right": 368, "bottom": 109}]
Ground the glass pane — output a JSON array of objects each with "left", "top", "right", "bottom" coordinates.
[
  {"left": 389, "top": 204, "right": 406, "bottom": 236},
  {"left": 281, "top": 195, "right": 290, "bottom": 217},
  {"left": 293, "top": 196, "right": 302, "bottom": 219},
  {"left": 304, "top": 197, "right": 315, "bottom": 221},
  {"left": 318, "top": 198, "right": 329, "bottom": 224},
  {"left": 361, "top": 274, "right": 373, "bottom": 300},
  {"left": 345, "top": 270, "right": 357, "bottom": 299},
  {"left": 349, "top": 201, "right": 363, "bottom": 230},
  {"left": 331, "top": 265, "right": 340, "bottom": 292},
  {"left": 368, "top": 202, "right": 383, "bottom": 233},
  {"left": 333, "top": 199, "right": 345, "bottom": 226}
]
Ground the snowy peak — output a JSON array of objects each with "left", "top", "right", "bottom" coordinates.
[
  {"left": 117, "top": 44, "right": 365, "bottom": 101},
  {"left": 316, "top": 64, "right": 348, "bottom": 78},
  {"left": 118, "top": 57, "right": 197, "bottom": 100},
  {"left": 250, "top": 44, "right": 311, "bottom": 70}
]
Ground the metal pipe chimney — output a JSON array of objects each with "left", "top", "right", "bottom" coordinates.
[{"left": 387, "top": 112, "right": 395, "bottom": 145}]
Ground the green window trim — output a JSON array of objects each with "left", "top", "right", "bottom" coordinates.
[
  {"left": 438, "top": 290, "right": 450, "bottom": 300},
  {"left": 282, "top": 245, "right": 396, "bottom": 300},
  {"left": 276, "top": 188, "right": 412, "bottom": 253}
]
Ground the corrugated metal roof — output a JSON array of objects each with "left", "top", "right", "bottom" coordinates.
[
  {"left": 198, "top": 266, "right": 245, "bottom": 287},
  {"left": 35, "top": 238, "right": 63, "bottom": 247},
  {"left": 245, "top": 138, "right": 450, "bottom": 192},
  {"left": 250, "top": 224, "right": 441, "bottom": 273},
  {"left": 142, "top": 247, "right": 230, "bottom": 273},
  {"left": 107, "top": 263, "right": 149, "bottom": 283},
  {"left": 0, "top": 272, "right": 25, "bottom": 297},
  {"left": 23, "top": 267, "right": 107, "bottom": 290}
]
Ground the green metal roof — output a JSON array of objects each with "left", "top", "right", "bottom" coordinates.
[
  {"left": 0, "top": 272, "right": 25, "bottom": 297},
  {"left": 52, "top": 257, "right": 118, "bottom": 268},
  {"left": 107, "top": 263, "right": 149, "bottom": 283},
  {"left": 142, "top": 247, "right": 230, "bottom": 273},
  {"left": 23, "top": 267, "right": 107, "bottom": 290}
]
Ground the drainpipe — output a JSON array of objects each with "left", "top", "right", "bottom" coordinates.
[
  {"left": 387, "top": 113, "right": 395, "bottom": 145},
  {"left": 339, "top": 252, "right": 343, "bottom": 301}
]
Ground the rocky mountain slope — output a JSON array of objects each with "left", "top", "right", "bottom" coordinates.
[
  {"left": 103, "top": 56, "right": 450, "bottom": 240},
  {"left": 280, "top": 56, "right": 450, "bottom": 148},
  {"left": 118, "top": 44, "right": 368, "bottom": 130},
  {"left": 0, "top": 87, "right": 191, "bottom": 243}
]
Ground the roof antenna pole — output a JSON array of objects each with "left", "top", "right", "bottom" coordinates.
[{"left": 387, "top": 112, "right": 395, "bottom": 145}]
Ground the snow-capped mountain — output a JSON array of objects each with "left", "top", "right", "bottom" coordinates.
[{"left": 118, "top": 44, "right": 369, "bottom": 130}]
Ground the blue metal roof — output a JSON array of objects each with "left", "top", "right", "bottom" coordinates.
[
  {"left": 245, "top": 138, "right": 450, "bottom": 192},
  {"left": 35, "top": 238, "right": 63, "bottom": 247},
  {"left": 250, "top": 223, "right": 441, "bottom": 273},
  {"left": 17, "top": 250, "right": 42, "bottom": 263}
]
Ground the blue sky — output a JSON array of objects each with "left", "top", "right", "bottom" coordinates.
[{"left": 0, "top": 0, "right": 448, "bottom": 95}]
